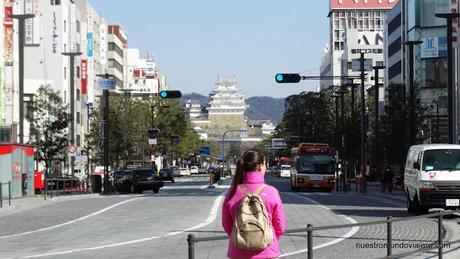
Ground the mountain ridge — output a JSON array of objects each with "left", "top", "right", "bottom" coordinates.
[{"left": 180, "top": 93, "right": 285, "bottom": 124}]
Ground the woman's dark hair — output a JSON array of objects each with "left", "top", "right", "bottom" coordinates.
[{"left": 225, "top": 149, "right": 265, "bottom": 201}]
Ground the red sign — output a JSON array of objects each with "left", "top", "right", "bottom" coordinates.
[
  {"left": 81, "top": 59, "right": 87, "bottom": 94},
  {"left": 4, "top": 6, "right": 12, "bottom": 24},
  {"left": 331, "top": 0, "right": 399, "bottom": 10},
  {"left": 67, "top": 145, "right": 76, "bottom": 154}
]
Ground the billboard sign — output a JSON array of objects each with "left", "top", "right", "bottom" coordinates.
[
  {"left": 352, "top": 58, "right": 373, "bottom": 71},
  {"left": 24, "top": 0, "right": 40, "bottom": 46},
  {"left": 452, "top": 0, "right": 459, "bottom": 48},
  {"left": 87, "top": 32, "right": 93, "bottom": 57},
  {"left": 100, "top": 25, "right": 107, "bottom": 64},
  {"left": 331, "top": 0, "right": 399, "bottom": 9},
  {"left": 98, "top": 78, "right": 116, "bottom": 90},
  {"left": 421, "top": 37, "right": 447, "bottom": 59}
]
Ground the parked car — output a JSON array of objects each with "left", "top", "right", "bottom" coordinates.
[
  {"left": 115, "top": 168, "right": 163, "bottom": 193},
  {"left": 190, "top": 166, "right": 199, "bottom": 174},
  {"left": 108, "top": 169, "right": 125, "bottom": 190},
  {"left": 170, "top": 166, "right": 181, "bottom": 177},
  {"left": 179, "top": 167, "right": 191, "bottom": 177},
  {"left": 405, "top": 144, "right": 460, "bottom": 215},
  {"left": 198, "top": 167, "right": 207, "bottom": 174},
  {"left": 158, "top": 168, "right": 175, "bottom": 182}
]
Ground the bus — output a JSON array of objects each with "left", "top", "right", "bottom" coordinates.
[{"left": 290, "top": 143, "right": 337, "bottom": 192}]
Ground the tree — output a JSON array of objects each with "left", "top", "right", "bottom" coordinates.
[
  {"left": 86, "top": 94, "right": 205, "bottom": 168},
  {"left": 30, "top": 86, "right": 70, "bottom": 175}
]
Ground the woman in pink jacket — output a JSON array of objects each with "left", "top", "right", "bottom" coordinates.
[{"left": 222, "top": 149, "right": 286, "bottom": 259}]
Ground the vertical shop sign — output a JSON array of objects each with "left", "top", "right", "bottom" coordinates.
[{"left": 81, "top": 60, "right": 87, "bottom": 94}]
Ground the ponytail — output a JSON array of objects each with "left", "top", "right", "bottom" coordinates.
[{"left": 225, "top": 159, "right": 244, "bottom": 201}]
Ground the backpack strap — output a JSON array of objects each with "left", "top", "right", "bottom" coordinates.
[
  {"left": 239, "top": 184, "right": 250, "bottom": 195},
  {"left": 239, "top": 184, "right": 267, "bottom": 195},
  {"left": 253, "top": 184, "right": 267, "bottom": 196}
]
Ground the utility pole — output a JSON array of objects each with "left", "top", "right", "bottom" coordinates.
[
  {"left": 435, "top": 13, "right": 460, "bottom": 144},
  {"left": 62, "top": 52, "right": 82, "bottom": 177},
  {"left": 360, "top": 53, "right": 367, "bottom": 193},
  {"left": 401, "top": 41, "right": 422, "bottom": 146},
  {"left": 9, "top": 14, "right": 35, "bottom": 144}
]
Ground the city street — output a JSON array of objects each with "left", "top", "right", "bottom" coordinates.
[{"left": 1, "top": 173, "right": 460, "bottom": 258}]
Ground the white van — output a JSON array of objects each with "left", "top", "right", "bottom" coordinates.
[
  {"left": 279, "top": 165, "right": 291, "bottom": 178},
  {"left": 404, "top": 144, "right": 460, "bottom": 214}
]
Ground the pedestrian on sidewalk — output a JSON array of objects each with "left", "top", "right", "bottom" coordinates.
[
  {"left": 222, "top": 149, "right": 286, "bottom": 259},
  {"left": 381, "top": 167, "right": 394, "bottom": 193}
]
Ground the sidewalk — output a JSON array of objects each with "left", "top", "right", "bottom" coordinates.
[
  {"left": 338, "top": 181, "right": 406, "bottom": 204},
  {"left": 0, "top": 193, "right": 101, "bottom": 217}
]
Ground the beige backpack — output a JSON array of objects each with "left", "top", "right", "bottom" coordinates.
[{"left": 231, "top": 184, "right": 274, "bottom": 250}]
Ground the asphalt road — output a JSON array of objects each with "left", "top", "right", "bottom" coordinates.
[{"left": 1, "top": 172, "right": 460, "bottom": 259}]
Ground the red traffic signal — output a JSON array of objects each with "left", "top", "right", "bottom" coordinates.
[
  {"left": 275, "top": 73, "right": 301, "bottom": 83},
  {"left": 159, "top": 90, "right": 182, "bottom": 99}
]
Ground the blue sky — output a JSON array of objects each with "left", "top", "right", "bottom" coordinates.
[{"left": 89, "top": 0, "right": 330, "bottom": 98}]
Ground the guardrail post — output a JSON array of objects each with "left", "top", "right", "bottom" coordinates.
[
  {"left": 8, "top": 181, "right": 11, "bottom": 206},
  {"left": 51, "top": 179, "right": 53, "bottom": 199},
  {"left": 307, "top": 224, "right": 313, "bottom": 259},
  {"left": 0, "top": 182, "right": 3, "bottom": 208},
  {"left": 387, "top": 216, "right": 392, "bottom": 257},
  {"left": 187, "top": 234, "right": 195, "bottom": 259},
  {"left": 438, "top": 213, "right": 443, "bottom": 258},
  {"left": 44, "top": 179, "right": 47, "bottom": 200}
]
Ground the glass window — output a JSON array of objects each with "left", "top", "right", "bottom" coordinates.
[
  {"left": 298, "top": 155, "right": 335, "bottom": 175},
  {"left": 76, "top": 20, "right": 80, "bottom": 33},
  {"left": 76, "top": 89, "right": 80, "bottom": 101},
  {"left": 421, "top": 0, "right": 449, "bottom": 27},
  {"left": 421, "top": 58, "right": 448, "bottom": 89},
  {"left": 76, "top": 112, "right": 80, "bottom": 124},
  {"left": 422, "top": 149, "right": 460, "bottom": 171}
]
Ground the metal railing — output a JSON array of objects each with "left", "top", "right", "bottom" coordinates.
[
  {"left": 0, "top": 181, "right": 12, "bottom": 208},
  {"left": 44, "top": 178, "right": 90, "bottom": 200},
  {"left": 187, "top": 210, "right": 460, "bottom": 259}
]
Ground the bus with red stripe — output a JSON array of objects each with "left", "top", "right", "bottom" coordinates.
[{"left": 290, "top": 143, "right": 337, "bottom": 192}]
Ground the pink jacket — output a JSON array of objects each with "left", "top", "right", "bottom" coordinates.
[{"left": 222, "top": 172, "right": 286, "bottom": 259}]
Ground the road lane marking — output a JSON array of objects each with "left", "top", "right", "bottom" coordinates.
[
  {"left": 11, "top": 193, "right": 225, "bottom": 258},
  {"left": 0, "top": 197, "right": 144, "bottom": 240},
  {"left": 279, "top": 192, "right": 360, "bottom": 258}
]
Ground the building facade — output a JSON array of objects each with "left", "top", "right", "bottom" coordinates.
[
  {"left": 125, "top": 48, "right": 166, "bottom": 94},
  {"left": 321, "top": 0, "right": 400, "bottom": 93},
  {"left": 107, "top": 24, "right": 127, "bottom": 91},
  {"left": 400, "top": 0, "right": 451, "bottom": 143}
]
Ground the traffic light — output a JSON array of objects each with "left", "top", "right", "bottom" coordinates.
[
  {"left": 148, "top": 128, "right": 160, "bottom": 139},
  {"left": 275, "top": 73, "right": 301, "bottom": 83},
  {"left": 159, "top": 90, "right": 182, "bottom": 99}
]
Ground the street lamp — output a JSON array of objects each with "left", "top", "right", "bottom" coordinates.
[
  {"left": 435, "top": 13, "right": 460, "bottom": 143},
  {"left": 401, "top": 40, "right": 422, "bottom": 146},
  {"left": 8, "top": 14, "right": 35, "bottom": 144},
  {"left": 222, "top": 128, "right": 247, "bottom": 166}
]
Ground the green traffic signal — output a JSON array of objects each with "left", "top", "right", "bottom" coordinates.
[
  {"left": 275, "top": 73, "right": 301, "bottom": 83},
  {"left": 159, "top": 90, "right": 182, "bottom": 99}
]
